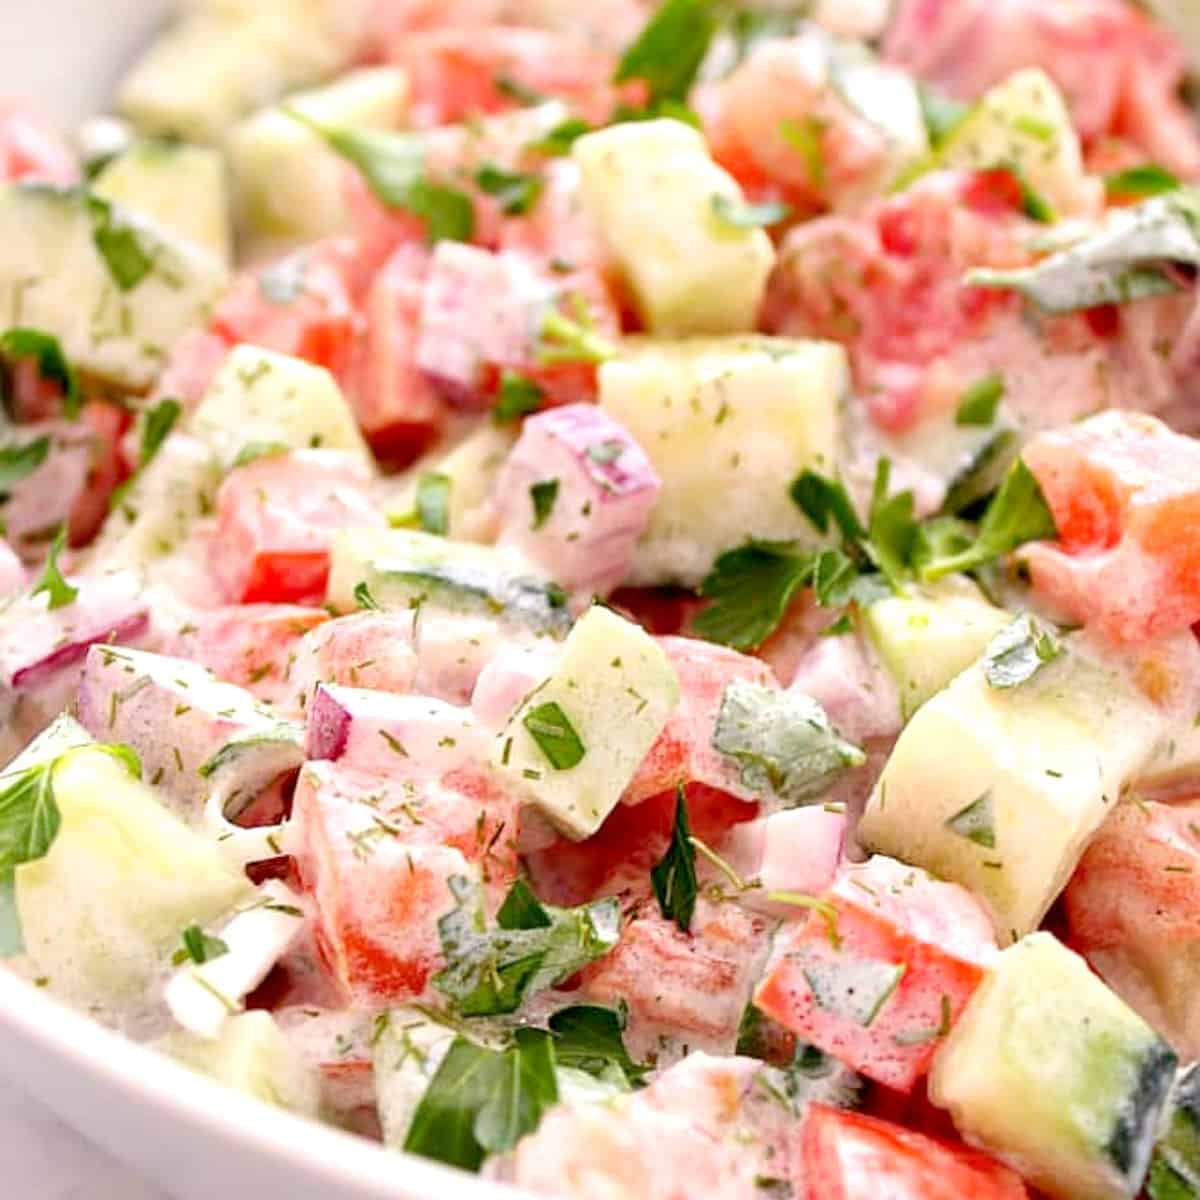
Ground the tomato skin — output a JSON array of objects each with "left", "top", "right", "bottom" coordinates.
[
  {"left": 799, "top": 1104, "right": 1029, "bottom": 1200},
  {"left": 210, "top": 450, "right": 384, "bottom": 605},
  {"left": 67, "top": 400, "right": 133, "bottom": 547},
  {"left": 755, "top": 857, "right": 995, "bottom": 1092}
]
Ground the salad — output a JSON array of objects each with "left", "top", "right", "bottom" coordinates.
[{"left": 6, "top": 0, "right": 1200, "bottom": 1196}]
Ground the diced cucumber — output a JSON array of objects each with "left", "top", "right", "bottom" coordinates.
[
  {"left": 118, "top": 1, "right": 368, "bottom": 143},
  {"left": 0, "top": 183, "right": 228, "bottom": 390},
  {"left": 189, "top": 345, "right": 373, "bottom": 473},
  {"left": 16, "top": 744, "right": 252, "bottom": 1013},
  {"left": 92, "top": 141, "right": 232, "bottom": 266},
  {"left": 158, "top": 1010, "right": 320, "bottom": 1116},
  {"left": 599, "top": 336, "right": 847, "bottom": 587},
  {"left": 1148, "top": 1062, "right": 1200, "bottom": 1200},
  {"left": 857, "top": 636, "right": 1170, "bottom": 941},
  {"left": 382, "top": 421, "right": 518, "bottom": 544},
  {"left": 862, "top": 578, "right": 1011, "bottom": 718},
  {"left": 327, "top": 528, "right": 572, "bottom": 637},
  {"left": 230, "top": 67, "right": 409, "bottom": 250},
  {"left": 493, "top": 605, "right": 680, "bottom": 839},
  {"left": 938, "top": 69, "right": 1092, "bottom": 217},
  {"left": 573, "top": 119, "right": 775, "bottom": 334},
  {"left": 93, "top": 433, "right": 223, "bottom": 568},
  {"left": 930, "top": 933, "right": 1177, "bottom": 1200}
]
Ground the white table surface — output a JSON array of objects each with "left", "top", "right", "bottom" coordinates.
[{"left": 0, "top": 1078, "right": 168, "bottom": 1200}]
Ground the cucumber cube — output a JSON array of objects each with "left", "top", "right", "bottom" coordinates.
[
  {"left": 930, "top": 933, "right": 1177, "bottom": 1200},
  {"left": 493, "top": 606, "right": 680, "bottom": 839}
]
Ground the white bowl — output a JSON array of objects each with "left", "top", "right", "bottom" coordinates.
[{"left": 0, "top": 6, "right": 526, "bottom": 1198}]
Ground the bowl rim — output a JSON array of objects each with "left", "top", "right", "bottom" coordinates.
[{"left": 0, "top": 968, "right": 533, "bottom": 1200}]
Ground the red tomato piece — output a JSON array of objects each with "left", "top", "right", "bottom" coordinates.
[
  {"left": 755, "top": 856, "right": 996, "bottom": 1091},
  {"left": 1021, "top": 411, "right": 1200, "bottom": 642},
  {"left": 1065, "top": 799, "right": 1200, "bottom": 1056},
  {"left": 344, "top": 243, "right": 444, "bottom": 467},
  {"left": 210, "top": 450, "right": 384, "bottom": 605},
  {"left": 177, "top": 604, "right": 328, "bottom": 699},
  {"left": 149, "top": 329, "right": 232, "bottom": 415},
  {"left": 292, "top": 759, "right": 518, "bottom": 1005},
  {"left": 624, "top": 636, "right": 775, "bottom": 806},
  {"left": 211, "top": 241, "right": 362, "bottom": 381},
  {"left": 799, "top": 1104, "right": 1028, "bottom": 1200},
  {"left": 578, "top": 896, "right": 770, "bottom": 1051},
  {"left": 68, "top": 400, "right": 132, "bottom": 547}
]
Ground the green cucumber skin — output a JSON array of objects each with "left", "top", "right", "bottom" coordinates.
[{"left": 1107, "top": 1039, "right": 1178, "bottom": 1192}]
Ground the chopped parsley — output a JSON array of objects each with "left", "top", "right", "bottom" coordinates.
[
  {"left": 529, "top": 479, "right": 559, "bottom": 530},
  {"left": 1105, "top": 164, "right": 1181, "bottom": 200},
  {"left": 527, "top": 118, "right": 593, "bottom": 158},
  {"left": 286, "top": 111, "right": 474, "bottom": 244},
  {"left": 416, "top": 472, "right": 452, "bottom": 537},
  {"left": 86, "top": 194, "right": 154, "bottom": 291},
  {"left": 536, "top": 295, "right": 616, "bottom": 366},
  {"left": 172, "top": 924, "right": 230, "bottom": 967},
  {"left": 0, "top": 328, "right": 81, "bottom": 418},
  {"left": 982, "top": 613, "right": 1063, "bottom": 689},
  {"left": 0, "top": 437, "right": 50, "bottom": 492},
  {"left": 549, "top": 1004, "right": 648, "bottom": 1087},
  {"left": 433, "top": 875, "right": 620, "bottom": 1016},
  {"left": 233, "top": 441, "right": 290, "bottom": 469},
  {"left": 522, "top": 701, "right": 586, "bottom": 770},
  {"left": 693, "top": 541, "right": 813, "bottom": 650},
  {"left": 31, "top": 526, "right": 78, "bottom": 610},
  {"left": 614, "top": 0, "right": 716, "bottom": 104},
  {"left": 493, "top": 370, "right": 545, "bottom": 423},
  {"left": 475, "top": 163, "right": 544, "bottom": 216},
  {"left": 651, "top": 788, "right": 698, "bottom": 933},
  {"left": 780, "top": 116, "right": 827, "bottom": 186},
  {"left": 945, "top": 790, "right": 997, "bottom": 850},
  {"left": 353, "top": 581, "right": 381, "bottom": 611},
  {"left": 955, "top": 373, "right": 1005, "bottom": 426}
]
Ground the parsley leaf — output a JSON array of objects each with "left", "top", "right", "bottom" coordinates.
[
  {"left": 982, "top": 613, "right": 1063, "bottom": 689},
  {"left": 918, "top": 84, "right": 970, "bottom": 149},
  {"left": 403, "top": 1028, "right": 558, "bottom": 1170},
  {"left": 0, "top": 328, "right": 81, "bottom": 418},
  {"left": 0, "top": 437, "right": 50, "bottom": 491},
  {"left": 529, "top": 479, "right": 559, "bottom": 530},
  {"left": 968, "top": 190, "right": 1200, "bottom": 314},
  {"left": 0, "top": 760, "right": 62, "bottom": 875},
  {"left": 31, "top": 526, "right": 77, "bottom": 610},
  {"left": 918, "top": 459, "right": 1057, "bottom": 581},
  {"left": 527, "top": 118, "right": 593, "bottom": 157},
  {"left": 789, "top": 471, "right": 866, "bottom": 542},
  {"left": 493, "top": 370, "right": 545, "bottom": 423},
  {"left": 233, "top": 441, "right": 290, "bottom": 469},
  {"left": 287, "top": 112, "right": 474, "bottom": 244},
  {"left": 710, "top": 194, "right": 791, "bottom": 230},
  {"left": 864, "top": 459, "right": 918, "bottom": 591},
  {"left": 475, "top": 164, "right": 544, "bottom": 216},
  {"left": 522, "top": 701, "right": 586, "bottom": 770},
  {"left": 353, "top": 581, "right": 381, "bottom": 611},
  {"left": 137, "top": 397, "right": 182, "bottom": 468},
  {"left": 416, "top": 472, "right": 451, "bottom": 536},
  {"left": 614, "top": 0, "right": 716, "bottom": 104},
  {"left": 945, "top": 790, "right": 996, "bottom": 849},
  {"left": 694, "top": 541, "right": 813, "bottom": 650},
  {"left": 172, "top": 924, "right": 230, "bottom": 967},
  {"left": 434, "top": 875, "right": 620, "bottom": 1017},
  {"left": 651, "top": 788, "right": 698, "bottom": 933},
  {"left": 548, "top": 1005, "right": 648, "bottom": 1087},
  {"left": 712, "top": 679, "right": 864, "bottom": 806},
  {"left": 86, "top": 194, "right": 154, "bottom": 291},
  {"left": 955, "top": 373, "right": 1005, "bottom": 426},
  {"left": 1105, "top": 164, "right": 1181, "bottom": 200}
]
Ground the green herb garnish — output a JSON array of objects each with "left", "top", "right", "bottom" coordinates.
[
  {"left": 651, "top": 787, "right": 698, "bottom": 933},
  {"left": 522, "top": 701, "right": 585, "bottom": 770}
]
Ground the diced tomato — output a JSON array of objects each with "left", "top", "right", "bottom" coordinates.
[
  {"left": 211, "top": 241, "right": 362, "bottom": 382},
  {"left": 0, "top": 105, "right": 78, "bottom": 185},
  {"left": 799, "top": 1104, "right": 1028, "bottom": 1200},
  {"left": 344, "top": 243, "right": 443, "bottom": 467},
  {"left": 67, "top": 400, "right": 132, "bottom": 547},
  {"left": 293, "top": 758, "right": 518, "bottom": 1005},
  {"left": 624, "top": 636, "right": 775, "bottom": 806},
  {"left": 177, "top": 604, "right": 328, "bottom": 700},
  {"left": 1022, "top": 411, "right": 1200, "bottom": 642},
  {"left": 755, "top": 856, "right": 996, "bottom": 1091},
  {"left": 210, "top": 450, "right": 385, "bottom": 605},
  {"left": 578, "top": 897, "right": 770, "bottom": 1052},
  {"left": 525, "top": 782, "right": 758, "bottom": 907},
  {"left": 610, "top": 587, "right": 708, "bottom": 637},
  {"left": 379, "top": 27, "right": 622, "bottom": 129},
  {"left": 1065, "top": 798, "right": 1200, "bottom": 1056}
]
